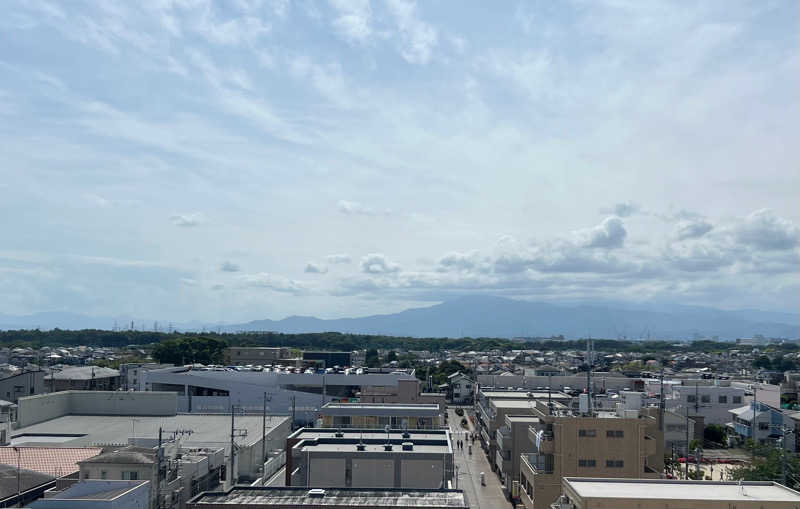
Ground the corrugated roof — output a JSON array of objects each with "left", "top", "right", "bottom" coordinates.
[{"left": 0, "top": 447, "right": 102, "bottom": 477}]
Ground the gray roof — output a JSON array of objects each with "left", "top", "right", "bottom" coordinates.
[
  {"left": 189, "top": 487, "right": 468, "bottom": 507},
  {"left": 320, "top": 403, "right": 440, "bottom": 417},
  {"left": 0, "top": 463, "right": 54, "bottom": 501},
  {"left": 46, "top": 366, "right": 120, "bottom": 380},
  {"left": 564, "top": 478, "right": 800, "bottom": 502},
  {"left": 79, "top": 449, "right": 154, "bottom": 465},
  {"left": 12, "top": 414, "right": 289, "bottom": 449}
]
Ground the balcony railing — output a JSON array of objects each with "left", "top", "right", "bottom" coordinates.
[
  {"left": 522, "top": 453, "right": 554, "bottom": 475},
  {"left": 496, "top": 426, "right": 511, "bottom": 450}
]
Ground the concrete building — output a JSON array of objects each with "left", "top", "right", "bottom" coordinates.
[
  {"left": 358, "top": 378, "right": 446, "bottom": 411},
  {"left": 555, "top": 477, "right": 800, "bottom": 509},
  {"left": 45, "top": 367, "right": 121, "bottom": 392},
  {"left": 0, "top": 369, "right": 45, "bottom": 403},
  {"left": 12, "top": 391, "right": 292, "bottom": 482},
  {"left": 142, "top": 365, "right": 419, "bottom": 424},
  {"left": 475, "top": 390, "right": 571, "bottom": 467},
  {"left": 670, "top": 382, "right": 745, "bottom": 425},
  {"left": 30, "top": 480, "right": 150, "bottom": 509},
  {"left": 225, "top": 347, "right": 292, "bottom": 366},
  {"left": 285, "top": 428, "right": 453, "bottom": 489},
  {"left": 477, "top": 374, "right": 642, "bottom": 393},
  {"left": 519, "top": 400, "right": 663, "bottom": 509},
  {"left": 187, "top": 487, "right": 469, "bottom": 509},
  {"left": 495, "top": 414, "right": 538, "bottom": 499},
  {"left": 119, "top": 363, "right": 172, "bottom": 391},
  {"left": 663, "top": 409, "right": 697, "bottom": 457},
  {"left": 319, "top": 402, "right": 443, "bottom": 429}
]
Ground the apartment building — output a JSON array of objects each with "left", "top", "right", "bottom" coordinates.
[
  {"left": 475, "top": 390, "right": 571, "bottom": 465},
  {"left": 358, "top": 378, "right": 446, "bottom": 411},
  {"left": 519, "top": 400, "right": 663, "bottom": 509},
  {"left": 555, "top": 478, "right": 800, "bottom": 509},
  {"left": 670, "top": 382, "right": 745, "bottom": 425},
  {"left": 495, "top": 414, "right": 539, "bottom": 499}
]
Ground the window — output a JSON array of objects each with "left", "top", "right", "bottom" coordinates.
[
  {"left": 606, "top": 460, "right": 624, "bottom": 468},
  {"left": 578, "top": 429, "right": 596, "bottom": 437},
  {"left": 701, "top": 395, "right": 711, "bottom": 403},
  {"left": 606, "top": 430, "right": 624, "bottom": 438},
  {"left": 578, "top": 459, "right": 596, "bottom": 467},
  {"left": 100, "top": 471, "right": 107, "bottom": 480},
  {"left": 687, "top": 395, "right": 696, "bottom": 403},
  {"left": 719, "top": 395, "right": 727, "bottom": 404},
  {"left": 733, "top": 396, "right": 743, "bottom": 404},
  {"left": 759, "top": 422, "right": 770, "bottom": 430},
  {"left": 122, "top": 471, "right": 139, "bottom": 480}
]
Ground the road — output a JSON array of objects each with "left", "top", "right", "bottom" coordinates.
[{"left": 447, "top": 407, "right": 512, "bottom": 509}]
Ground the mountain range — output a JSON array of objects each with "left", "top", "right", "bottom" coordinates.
[{"left": 4, "top": 296, "right": 796, "bottom": 340}]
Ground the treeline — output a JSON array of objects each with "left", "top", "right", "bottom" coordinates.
[{"left": 1, "top": 329, "right": 788, "bottom": 356}]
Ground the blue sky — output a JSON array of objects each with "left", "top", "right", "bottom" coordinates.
[{"left": 1, "top": 0, "right": 798, "bottom": 323}]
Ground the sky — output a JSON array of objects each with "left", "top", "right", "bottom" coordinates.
[{"left": 1, "top": 0, "right": 798, "bottom": 324}]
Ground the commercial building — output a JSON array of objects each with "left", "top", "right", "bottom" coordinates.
[
  {"left": 285, "top": 428, "right": 453, "bottom": 489},
  {"left": 358, "top": 378, "right": 446, "bottom": 411},
  {"left": 45, "top": 366, "right": 121, "bottom": 392},
  {"left": 12, "top": 391, "right": 292, "bottom": 483},
  {"left": 142, "top": 365, "right": 419, "bottom": 424},
  {"left": 555, "top": 477, "right": 800, "bottom": 509},
  {"left": 225, "top": 347, "right": 292, "bottom": 366},
  {"left": 187, "top": 486, "right": 469, "bottom": 509},
  {"left": 30, "top": 480, "right": 150, "bottom": 509},
  {"left": 319, "top": 402, "right": 443, "bottom": 429},
  {"left": 519, "top": 398, "right": 663, "bottom": 509},
  {"left": 302, "top": 351, "right": 351, "bottom": 368},
  {"left": 119, "top": 363, "right": 172, "bottom": 391}
]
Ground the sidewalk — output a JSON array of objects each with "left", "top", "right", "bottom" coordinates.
[{"left": 448, "top": 407, "right": 512, "bottom": 509}]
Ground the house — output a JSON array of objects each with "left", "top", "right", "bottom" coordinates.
[{"left": 447, "top": 372, "right": 474, "bottom": 404}]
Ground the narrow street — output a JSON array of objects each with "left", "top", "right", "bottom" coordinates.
[{"left": 448, "top": 407, "right": 512, "bottom": 509}]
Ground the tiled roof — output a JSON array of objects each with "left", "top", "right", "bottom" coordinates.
[{"left": 0, "top": 447, "right": 102, "bottom": 477}]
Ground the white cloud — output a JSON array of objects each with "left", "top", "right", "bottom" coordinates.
[
  {"left": 361, "top": 253, "right": 401, "bottom": 274},
  {"left": 577, "top": 217, "right": 627, "bottom": 249},
  {"left": 304, "top": 262, "right": 328, "bottom": 274},
  {"left": 337, "top": 200, "right": 390, "bottom": 216},
  {"left": 675, "top": 219, "right": 713, "bottom": 240},
  {"left": 385, "top": 0, "right": 438, "bottom": 64},
  {"left": 239, "top": 273, "right": 308, "bottom": 294},
  {"left": 326, "top": 254, "right": 352, "bottom": 264},
  {"left": 170, "top": 213, "right": 204, "bottom": 227},
  {"left": 329, "top": 0, "right": 372, "bottom": 44},
  {"left": 735, "top": 209, "right": 799, "bottom": 250}
]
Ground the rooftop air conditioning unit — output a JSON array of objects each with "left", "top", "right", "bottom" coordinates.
[
  {"left": 384, "top": 444, "right": 393, "bottom": 451},
  {"left": 356, "top": 444, "right": 366, "bottom": 451},
  {"left": 307, "top": 489, "right": 326, "bottom": 498}
]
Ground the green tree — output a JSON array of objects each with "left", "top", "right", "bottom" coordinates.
[
  {"left": 152, "top": 336, "right": 227, "bottom": 365},
  {"left": 386, "top": 351, "right": 398, "bottom": 363},
  {"left": 704, "top": 424, "right": 728, "bottom": 447},
  {"left": 365, "top": 348, "right": 380, "bottom": 368}
]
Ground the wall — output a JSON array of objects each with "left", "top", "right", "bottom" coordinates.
[
  {"left": 478, "top": 374, "right": 639, "bottom": 392},
  {"left": 17, "top": 391, "right": 177, "bottom": 427},
  {"left": 352, "top": 458, "right": 394, "bottom": 487},
  {"left": 0, "top": 370, "right": 46, "bottom": 403},
  {"left": 309, "top": 458, "right": 346, "bottom": 486},
  {"left": 31, "top": 481, "right": 149, "bottom": 509}
]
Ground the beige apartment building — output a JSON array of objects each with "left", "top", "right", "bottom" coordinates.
[
  {"left": 555, "top": 477, "right": 800, "bottom": 509},
  {"left": 519, "top": 399, "right": 663, "bottom": 509}
]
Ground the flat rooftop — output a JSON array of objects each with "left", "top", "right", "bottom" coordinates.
[
  {"left": 304, "top": 443, "right": 448, "bottom": 454},
  {"left": 292, "top": 429, "right": 448, "bottom": 441},
  {"left": 491, "top": 400, "right": 539, "bottom": 409},
  {"left": 564, "top": 478, "right": 800, "bottom": 502},
  {"left": 11, "top": 414, "right": 289, "bottom": 448},
  {"left": 320, "top": 403, "right": 441, "bottom": 417},
  {"left": 506, "top": 415, "right": 540, "bottom": 423},
  {"left": 481, "top": 391, "right": 571, "bottom": 399},
  {"left": 188, "top": 487, "right": 468, "bottom": 507}
]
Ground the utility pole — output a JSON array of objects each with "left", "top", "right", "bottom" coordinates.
[
  {"left": 156, "top": 426, "right": 193, "bottom": 509},
  {"left": 753, "top": 385, "right": 758, "bottom": 461},
  {"left": 685, "top": 405, "right": 690, "bottom": 479},
  {"left": 229, "top": 405, "right": 248, "bottom": 488},
  {"left": 659, "top": 366, "right": 665, "bottom": 432},
  {"left": 261, "top": 392, "right": 267, "bottom": 486}
]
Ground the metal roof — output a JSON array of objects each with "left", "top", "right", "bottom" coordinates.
[{"left": 188, "top": 487, "right": 468, "bottom": 507}]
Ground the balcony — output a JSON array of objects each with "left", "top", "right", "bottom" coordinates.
[
  {"left": 477, "top": 401, "right": 495, "bottom": 425},
  {"left": 522, "top": 453, "right": 554, "bottom": 475},
  {"left": 529, "top": 426, "right": 554, "bottom": 454},
  {"left": 481, "top": 427, "right": 492, "bottom": 447},
  {"left": 496, "top": 426, "right": 511, "bottom": 451},
  {"left": 496, "top": 449, "right": 511, "bottom": 473},
  {"left": 644, "top": 435, "right": 657, "bottom": 455}
]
